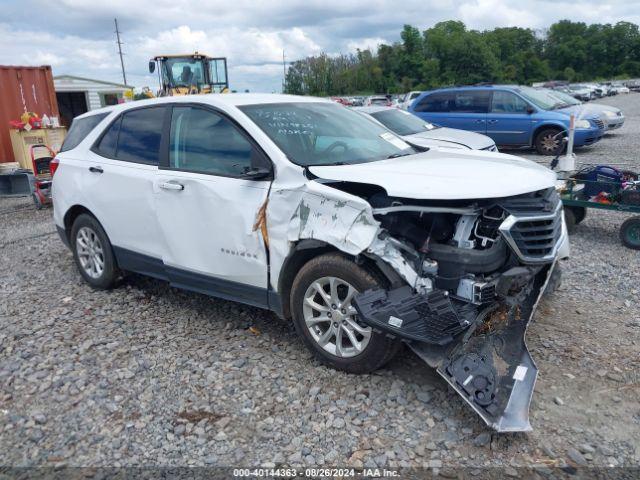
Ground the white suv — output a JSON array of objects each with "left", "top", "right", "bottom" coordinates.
[{"left": 52, "top": 94, "right": 568, "bottom": 432}]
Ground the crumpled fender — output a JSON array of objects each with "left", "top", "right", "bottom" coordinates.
[{"left": 267, "top": 180, "right": 416, "bottom": 293}]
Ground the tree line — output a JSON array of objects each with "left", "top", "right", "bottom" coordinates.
[{"left": 284, "top": 20, "right": 640, "bottom": 96}]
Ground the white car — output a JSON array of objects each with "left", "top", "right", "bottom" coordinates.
[
  {"left": 546, "top": 89, "right": 625, "bottom": 131},
  {"left": 52, "top": 94, "right": 568, "bottom": 432},
  {"left": 399, "top": 91, "right": 422, "bottom": 110},
  {"left": 354, "top": 106, "right": 498, "bottom": 151},
  {"left": 364, "top": 95, "right": 391, "bottom": 107},
  {"left": 611, "top": 84, "right": 630, "bottom": 94}
]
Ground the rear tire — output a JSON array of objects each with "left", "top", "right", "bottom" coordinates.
[
  {"left": 620, "top": 216, "right": 640, "bottom": 250},
  {"left": 563, "top": 207, "right": 577, "bottom": 234},
  {"left": 70, "top": 214, "right": 118, "bottom": 289},
  {"left": 571, "top": 206, "right": 587, "bottom": 224},
  {"left": 290, "top": 253, "right": 400, "bottom": 374},
  {"left": 535, "top": 128, "right": 565, "bottom": 156}
]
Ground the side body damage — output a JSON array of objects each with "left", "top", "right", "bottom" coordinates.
[{"left": 266, "top": 176, "right": 568, "bottom": 432}]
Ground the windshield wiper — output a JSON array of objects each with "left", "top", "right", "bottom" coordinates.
[
  {"left": 387, "top": 152, "right": 413, "bottom": 159},
  {"left": 319, "top": 161, "right": 349, "bottom": 166}
]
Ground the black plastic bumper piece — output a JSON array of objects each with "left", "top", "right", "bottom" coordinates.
[{"left": 353, "top": 286, "right": 471, "bottom": 345}]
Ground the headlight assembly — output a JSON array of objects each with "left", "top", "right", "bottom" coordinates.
[{"left": 575, "top": 119, "right": 591, "bottom": 129}]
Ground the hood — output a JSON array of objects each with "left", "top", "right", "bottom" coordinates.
[
  {"left": 589, "top": 103, "right": 621, "bottom": 114},
  {"left": 403, "top": 135, "right": 471, "bottom": 151},
  {"left": 557, "top": 104, "right": 602, "bottom": 121},
  {"left": 309, "top": 149, "right": 556, "bottom": 200},
  {"left": 405, "top": 127, "right": 495, "bottom": 150}
]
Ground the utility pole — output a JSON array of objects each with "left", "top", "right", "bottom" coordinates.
[
  {"left": 282, "top": 50, "right": 286, "bottom": 92},
  {"left": 114, "top": 18, "right": 127, "bottom": 86}
]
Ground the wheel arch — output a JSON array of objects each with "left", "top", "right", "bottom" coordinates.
[
  {"left": 531, "top": 122, "right": 566, "bottom": 145},
  {"left": 63, "top": 205, "right": 104, "bottom": 244},
  {"left": 276, "top": 240, "right": 402, "bottom": 319}
]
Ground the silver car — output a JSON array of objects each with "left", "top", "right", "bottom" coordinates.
[
  {"left": 547, "top": 89, "right": 625, "bottom": 131},
  {"left": 354, "top": 106, "right": 498, "bottom": 151}
]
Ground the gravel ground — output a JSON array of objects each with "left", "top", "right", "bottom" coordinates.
[{"left": 1, "top": 94, "right": 639, "bottom": 474}]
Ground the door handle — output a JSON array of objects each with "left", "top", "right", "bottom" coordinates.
[
  {"left": 159, "top": 181, "right": 184, "bottom": 191},
  {"left": 89, "top": 166, "right": 103, "bottom": 173},
  {"left": 487, "top": 119, "right": 498, "bottom": 124},
  {"left": 476, "top": 119, "right": 485, "bottom": 123}
]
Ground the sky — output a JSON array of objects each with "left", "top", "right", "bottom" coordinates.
[{"left": 1, "top": 0, "right": 639, "bottom": 93}]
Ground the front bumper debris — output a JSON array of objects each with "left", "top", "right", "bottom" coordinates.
[{"left": 354, "top": 263, "right": 555, "bottom": 432}]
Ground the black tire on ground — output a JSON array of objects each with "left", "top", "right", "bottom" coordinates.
[
  {"left": 70, "top": 213, "right": 119, "bottom": 289},
  {"left": 290, "top": 252, "right": 400, "bottom": 374},
  {"left": 619, "top": 216, "right": 640, "bottom": 250},
  {"left": 563, "top": 207, "right": 577, "bottom": 234},
  {"left": 534, "top": 128, "right": 565, "bottom": 156},
  {"left": 571, "top": 206, "right": 587, "bottom": 224}
]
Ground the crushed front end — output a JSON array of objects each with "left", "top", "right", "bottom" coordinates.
[{"left": 351, "top": 187, "right": 567, "bottom": 432}]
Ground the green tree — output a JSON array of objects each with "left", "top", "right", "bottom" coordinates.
[{"left": 284, "top": 19, "right": 640, "bottom": 96}]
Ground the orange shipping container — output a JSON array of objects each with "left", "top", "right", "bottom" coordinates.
[{"left": 0, "top": 65, "right": 60, "bottom": 163}]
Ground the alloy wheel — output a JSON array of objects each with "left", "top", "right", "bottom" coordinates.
[
  {"left": 541, "top": 133, "right": 560, "bottom": 153},
  {"left": 76, "top": 226, "right": 105, "bottom": 279},
  {"left": 302, "top": 276, "right": 371, "bottom": 358}
]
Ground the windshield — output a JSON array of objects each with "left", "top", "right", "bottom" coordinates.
[
  {"left": 164, "top": 58, "right": 206, "bottom": 88},
  {"left": 517, "top": 86, "right": 563, "bottom": 110},
  {"left": 240, "top": 102, "right": 416, "bottom": 167},
  {"left": 369, "top": 109, "right": 437, "bottom": 136},
  {"left": 546, "top": 89, "right": 581, "bottom": 106}
]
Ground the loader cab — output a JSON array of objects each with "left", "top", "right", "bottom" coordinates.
[{"left": 149, "top": 53, "right": 229, "bottom": 96}]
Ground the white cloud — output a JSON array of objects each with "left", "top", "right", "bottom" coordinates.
[
  {"left": 345, "top": 37, "right": 387, "bottom": 53},
  {"left": 1, "top": 1, "right": 639, "bottom": 92},
  {"left": 458, "top": 0, "right": 542, "bottom": 29}
]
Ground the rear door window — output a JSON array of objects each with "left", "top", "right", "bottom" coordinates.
[
  {"left": 115, "top": 107, "right": 166, "bottom": 164},
  {"left": 452, "top": 91, "right": 490, "bottom": 113},
  {"left": 94, "top": 116, "right": 121, "bottom": 158},
  {"left": 60, "top": 113, "right": 108, "bottom": 152}
]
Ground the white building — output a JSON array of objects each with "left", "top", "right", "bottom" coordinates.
[{"left": 53, "top": 75, "right": 132, "bottom": 127}]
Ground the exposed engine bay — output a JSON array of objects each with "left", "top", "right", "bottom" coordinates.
[{"left": 321, "top": 181, "right": 565, "bottom": 431}]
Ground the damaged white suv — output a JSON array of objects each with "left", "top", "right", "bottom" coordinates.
[{"left": 53, "top": 94, "right": 569, "bottom": 432}]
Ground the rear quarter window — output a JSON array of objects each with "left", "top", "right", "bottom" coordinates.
[
  {"left": 414, "top": 92, "right": 453, "bottom": 112},
  {"left": 60, "top": 113, "right": 109, "bottom": 152}
]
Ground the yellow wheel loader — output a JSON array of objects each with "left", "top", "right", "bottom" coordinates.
[{"left": 149, "top": 52, "right": 229, "bottom": 96}]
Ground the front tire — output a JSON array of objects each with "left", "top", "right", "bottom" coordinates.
[
  {"left": 290, "top": 253, "right": 400, "bottom": 373},
  {"left": 535, "top": 128, "right": 565, "bottom": 156},
  {"left": 70, "top": 214, "right": 118, "bottom": 289}
]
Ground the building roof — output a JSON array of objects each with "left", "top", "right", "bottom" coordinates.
[{"left": 53, "top": 75, "right": 133, "bottom": 89}]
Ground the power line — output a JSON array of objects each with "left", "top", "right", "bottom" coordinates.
[{"left": 114, "top": 18, "right": 127, "bottom": 86}]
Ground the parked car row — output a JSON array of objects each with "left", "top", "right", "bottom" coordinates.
[
  {"left": 331, "top": 80, "right": 627, "bottom": 156},
  {"left": 405, "top": 85, "right": 616, "bottom": 155},
  {"left": 545, "top": 80, "right": 632, "bottom": 100}
]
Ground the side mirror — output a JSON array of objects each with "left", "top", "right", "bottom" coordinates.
[
  {"left": 148, "top": 61, "right": 156, "bottom": 74},
  {"left": 526, "top": 106, "right": 535, "bottom": 114},
  {"left": 240, "top": 166, "right": 272, "bottom": 180}
]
